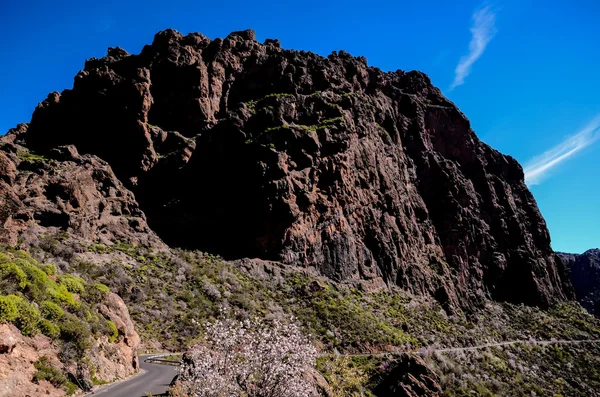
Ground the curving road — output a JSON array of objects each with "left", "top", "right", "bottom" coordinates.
[
  {"left": 88, "top": 355, "right": 179, "bottom": 397},
  {"left": 88, "top": 339, "right": 600, "bottom": 396}
]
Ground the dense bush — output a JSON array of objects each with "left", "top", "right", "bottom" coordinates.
[
  {"left": 0, "top": 247, "right": 119, "bottom": 358},
  {"left": 39, "top": 318, "right": 61, "bottom": 338},
  {"left": 316, "top": 356, "right": 370, "bottom": 397},
  {"left": 33, "top": 357, "right": 68, "bottom": 386},
  {"left": 59, "top": 274, "right": 86, "bottom": 294},
  {"left": 56, "top": 243, "right": 417, "bottom": 351},
  {"left": 13, "top": 298, "right": 40, "bottom": 336},
  {"left": 40, "top": 300, "right": 64, "bottom": 320},
  {"left": 107, "top": 320, "right": 119, "bottom": 343},
  {"left": 0, "top": 294, "right": 19, "bottom": 322},
  {"left": 0, "top": 258, "right": 27, "bottom": 290},
  {"left": 32, "top": 356, "right": 78, "bottom": 395},
  {"left": 0, "top": 294, "right": 40, "bottom": 336},
  {"left": 427, "top": 342, "right": 600, "bottom": 396}
]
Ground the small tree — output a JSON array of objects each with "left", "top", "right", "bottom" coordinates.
[{"left": 177, "top": 316, "right": 318, "bottom": 397}]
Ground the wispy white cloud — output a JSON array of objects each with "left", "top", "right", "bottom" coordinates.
[
  {"left": 449, "top": 5, "right": 497, "bottom": 91},
  {"left": 524, "top": 115, "right": 600, "bottom": 185}
]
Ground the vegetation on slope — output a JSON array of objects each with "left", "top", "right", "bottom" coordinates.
[
  {"left": 0, "top": 246, "right": 120, "bottom": 394},
  {"left": 426, "top": 340, "right": 600, "bottom": 396},
  {"left": 25, "top": 232, "right": 600, "bottom": 396}
]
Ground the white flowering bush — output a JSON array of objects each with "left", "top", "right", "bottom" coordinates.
[{"left": 177, "top": 316, "right": 318, "bottom": 397}]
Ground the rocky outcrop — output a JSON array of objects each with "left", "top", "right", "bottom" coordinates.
[
  {"left": 92, "top": 293, "right": 141, "bottom": 379},
  {"left": 83, "top": 293, "right": 140, "bottom": 383},
  {"left": 0, "top": 294, "right": 139, "bottom": 396},
  {"left": 373, "top": 353, "right": 442, "bottom": 397},
  {"left": 8, "top": 29, "right": 573, "bottom": 311},
  {"left": 0, "top": 324, "right": 63, "bottom": 397},
  {"left": 0, "top": 326, "right": 17, "bottom": 355},
  {"left": 0, "top": 137, "right": 164, "bottom": 249},
  {"left": 558, "top": 249, "right": 600, "bottom": 315}
]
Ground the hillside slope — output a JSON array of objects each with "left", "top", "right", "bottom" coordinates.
[
  {"left": 5, "top": 29, "right": 572, "bottom": 312},
  {"left": 0, "top": 248, "right": 139, "bottom": 396}
]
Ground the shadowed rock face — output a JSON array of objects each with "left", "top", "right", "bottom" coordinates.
[
  {"left": 11, "top": 29, "right": 573, "bottom": 311},
  {"left": 558, "top": 249, "right": 600, "bottom": 315},
  {"left": 0, "top": 136, "right": 163, "bottom": 249},
  {"left": 373, "top": 353, "right": 442, "bottom": 397}
]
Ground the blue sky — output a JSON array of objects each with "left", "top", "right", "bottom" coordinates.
[{"left": 1, "top": 0, "right": 598, "bottom": 253}]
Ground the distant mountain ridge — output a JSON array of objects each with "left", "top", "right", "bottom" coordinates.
[{"left": 558, "top": 249, "right": 600, "bottom": 315}]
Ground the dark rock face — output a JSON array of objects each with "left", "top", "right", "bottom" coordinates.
[
  {"left": 373, "top": 353, "right": 442, "bottom": 397},
  {"left": 0, "top": 135, "right": 163, "bottom": 249},
  {"left": 558, "top": 249, "right": 600, "bottom": 315},
  {"left": 9, "top": 29, "right": 573, "bottom": 311}
]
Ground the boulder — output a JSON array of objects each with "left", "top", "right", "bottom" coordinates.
[{"left": 0, "top": 325, "right": 17, "bottom": 354}]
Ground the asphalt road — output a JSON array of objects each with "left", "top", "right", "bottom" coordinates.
[
  {"left": 89, "top": 355, "right": 179, "bottom": 397},
  {"left": 89, "top": 339, "right": 600, "bottom": 395}
]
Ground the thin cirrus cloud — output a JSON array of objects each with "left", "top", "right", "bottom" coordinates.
[
  {"left": 449, "top": 5, "right": 497, "bottom": 91},
  {"left": 524, "top": 115, "right": 600, "bottom": 186}
]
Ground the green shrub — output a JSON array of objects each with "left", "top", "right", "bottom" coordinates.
[
  {"left": 84, "top": 283, "right": 111, "bottom": 304},
  {"left": 317, "top": 356, "right": 369, "bottom": 396},
  {"left": 0, "top": 295, "right": 20, "bottom": 322},
  {"left": 0, "top": 261, "right": 27, "bottom": 289},
  {"left": 42, "top": 263, "right": 57, "bottom": 276},
  {"left": 93, "top": 283, "right": 110, "bottom": 294},
  {"left": 59, "top": 275, "right": 86, "bottom": 294},
  {"left": 33, "top": 357, "right": 69, "bottom": 387},
  {"left": 0, "top": 247, "right": 120, "bottom": 367},
  {"left": 39, "top": 319, "right": 61, "bottom": 338},
  {"left": 89, "top": 313, "right": 108, "bottom": 335},
  {"left": 13, "top": 250, "right": 34, "bottom": 261},
  {"left": 18, "top": 259, "right": 49, "bottom": 285},
  {"left": 47, "top": 284, "right": 79, "bottom": 309},
  {"left": 16, "top": 151, "right": 48, "bottom": 164},
  {"left": 60, "top": 316, "right": 92, "bottom": 354},
  {"left": 40, "top": 301, "right": 64, "bottom": 320},
  {"left": 106, "top": 320, "right": 119, "bottom": 343},
  {"left": 88, "top": 243, "right": 107, "bottom": 253},
  {"left": 64, "top": 381, "right": 78, "bottom": 395},
  {"left": 14, "top": 299, "right": 40, "bottom": 336}
]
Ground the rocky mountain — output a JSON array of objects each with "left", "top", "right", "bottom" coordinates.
[
  {"left": 558, "top": 249, "right": 600, "bottom": 315},
  {"left": 2, "top": 28, "right": 573, "bottom": 314}
]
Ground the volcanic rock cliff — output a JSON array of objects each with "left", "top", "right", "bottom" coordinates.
[
  {"left": 558, "top": 249, "right": 600, "bottom": 315},
  {"left": 0, "top": 132, "right": 163, "bottom": 249},
  {"left": 4, "top": 29, "right": 573, "bottom": 312}
]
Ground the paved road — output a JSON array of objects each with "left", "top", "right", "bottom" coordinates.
[
  {"left": 89, "top": 355, "right": 179, "bottom": 397},
  {"left": 88, "top": 339, "right": 600, "bottom": 395}
]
